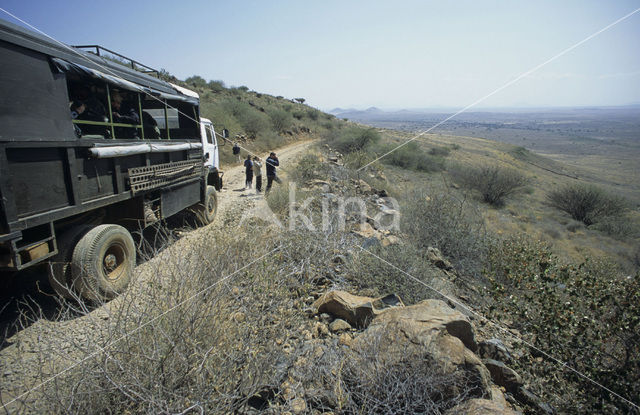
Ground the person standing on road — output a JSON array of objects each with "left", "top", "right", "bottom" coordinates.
[
  {"left": 244, "top": 154, "right": 253, "bottom": 190},
  {"left": 253, "top": 156, "right": 263, "bottom": 193},
  {"left": 265, "top": 152, "right": 281, "bottom": 193},
  {"left": 233, "top": 142, "right": 241, "bottom": 162}
]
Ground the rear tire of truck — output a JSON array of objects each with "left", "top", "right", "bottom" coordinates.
[
  {"left": 194, "top": 185, "right": 217, "bottom": 225},
  {"left": 71, "top": 224, "right": 136, "bottom": 301},
  {"left": 48, "top": 226, "right": 92, "bottom": 299}
]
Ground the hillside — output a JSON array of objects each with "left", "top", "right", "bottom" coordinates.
[{"left": 1, "top": 78, "right": 639, "bottom": 414}]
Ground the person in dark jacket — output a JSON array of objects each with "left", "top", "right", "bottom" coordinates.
[
  {"left": 233, "top": 142, "right": 241, "bottom": 162},
  {"left": 265, "top": 152, "right": 281, "bottom": 193},
  {"left": 244, "top": 154, "right": 253, "bottom": 190},
  {"left": 111, "top": 90, "right": 140, "bottom": 138}
]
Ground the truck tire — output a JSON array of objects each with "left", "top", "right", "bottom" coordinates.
[
  {"left": 47, "top": 225, "right": 92, "bottom": 298},
  {"left": 71, "top": 224, "right": 136, "bottom": 301},
  {"left": 194, "top": 185, "right": 217, "bottom": 225}
]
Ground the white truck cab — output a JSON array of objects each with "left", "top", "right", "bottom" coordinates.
[
  {"left": 200, "top": 117, "right": 227, "bottom": 190},
  {"left": 170, "top": 83, "right": 227, "bottom": 190}
]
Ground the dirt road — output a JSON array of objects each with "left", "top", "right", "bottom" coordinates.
[{"left": 0, "top": 139, "right": 315, "bottom": 412}]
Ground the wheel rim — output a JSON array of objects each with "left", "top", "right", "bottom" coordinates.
[
  {"left": 207, "top": 195, "right": 216, "bottom": 215},
  {"left": 102, "top": 242, "right": 127, "bottom": 281}
]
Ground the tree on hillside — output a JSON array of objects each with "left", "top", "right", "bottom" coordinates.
[
  {"left": 294, "top": 98, "right": 306, "bottom": 104},
  {"left": 185, "top": 75, "right": 207, "bottom": 88},
  {"left": 207, "top": 80, "right": 225, "bottom": 93}
]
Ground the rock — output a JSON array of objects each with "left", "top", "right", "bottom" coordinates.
[
  {"left": 357, "top": 179, "right": 373, "bottom": 194},
  {"left": 515, "top": 386, "right": 555, "bottom": 414},
  {"left": 313, "top": 322, "right": 330, "bottom": 338},
  {"left": 351, "top": 222, "right": 378, "bottom": 239},
  {"left": 445, "top": 396, "right": 519, "bottom": 414},
  {"left": 483, "top": 359, "right": 522, "bottom": 392},
  {"left": 301, "top": 330, "right": 313, "bottom": 341},
  {"left": 426, "top": 247, "right": 454, "bottom": 270},
  {"left": 312, "top": 290, "right": 404, "bottom": 328},
  {"left": 478, "top": 338, "right": 512, "bottom": 362},
  {"left": 352, "top": 299, "right": 489, "bottom": 399},
  {"left": 290, "top": 397, "right": 307, "bottom": 414},
  {"left": 329, "top": 319, "right": 352, "bottom": 333},
  {"left": 231, "top": 311, "right": 246, "bottom": 323},
  {"left": 319, "top": 313, "right": 332, "bottom": 323},
  {"left": 338, "top": 333, "right": 353, "bottom": 347},
  {"left": 381, "top": 235, "right": 400, "bottom": 247}
]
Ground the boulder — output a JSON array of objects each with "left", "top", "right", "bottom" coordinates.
[
  {"left": 312, "top": 291, "right": 404, "bottom": 328},
  {"left": 357, "top": 179, "right": 373, "bottom": 194},
  {"left": 483, "top": 359, "right": 522, "bottom": 392},
  {"left": 351, "top": 299, "right": 491, "bottom": 399},
  {"left": 426, "top": 246, "right": 454, "bottom": 271},
  {"left": 445, "top": 396, "right": 520, "bottom": 414},
  {"left": 478, "top": 338, "right": 512, "bottom": 362},
  {"left": 351, "top": 222, "right": 380, "bottom": 239},
  {"left": 329, "top": 319, "right": 352, "bottom": 333},
  {"left": 381, "top": 235, "right": 400, "bottom": 247}
]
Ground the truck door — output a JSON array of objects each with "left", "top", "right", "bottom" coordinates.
[{"left": 201, "top": 121, "right": 218, "bottom": 170}]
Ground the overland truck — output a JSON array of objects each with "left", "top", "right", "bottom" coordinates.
[{"left": 0, "top": 19, "right": 227, "bottom": 300}]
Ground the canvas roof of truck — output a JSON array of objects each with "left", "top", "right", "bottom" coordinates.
[{"left": 0, "top": 18, "right": 197, "bottom": 103}]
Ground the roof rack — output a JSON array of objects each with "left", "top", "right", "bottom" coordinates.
[{"left": 72, "top": 45, "right": 160, "bottom": 78}]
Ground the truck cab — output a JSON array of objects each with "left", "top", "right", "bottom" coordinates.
[{"left": 199, "top": 116, "right": 227, "bottom": 190}]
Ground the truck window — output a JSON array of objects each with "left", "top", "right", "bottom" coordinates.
[
  {"left": 205, "top": 125, "right": 214, "bottom": 144},
  {"left": 66, "top": 75, "right": 144, "bottom": 139}
]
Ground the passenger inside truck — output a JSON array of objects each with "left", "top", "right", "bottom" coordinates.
[{"left": 110, "top": 90, "right": 140, "bottom": 139}]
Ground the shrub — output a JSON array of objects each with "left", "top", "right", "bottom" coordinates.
[
  {"left": 401, "top": 191, "right": 488, "bottom": 277},
  {"left": 345, "top": 243, "right": 442, "bottom": 304},
  {"left": 339, "top": 337, "right": 480, "bottom": 413},
  {"left": 547, "top": 184, "right": 627, "bottom": 226},
  {"left": 486, "top": 236, "right": 640, "bottom": 413},
  {"left": 452, "top": 164, "right": 530, "bottom": 207},
  {"left": 306, "top": 109, "right": 320, "bottom": 120},
  {"left": 428, "top": 146, "right": 451, "bottom": 157},
  {"left": 380, "top": 141, "right": 445, "bottom": 172},
  {"left": 239, "top": 111, "right": 268, "bottom": 139},
  {"left": 207, "top": 80, "right": 225, "bottom": 93},
  {"left": 328, "top": 127, "right": 380, "bottom": 154},
  {"left": 185, "top": 75, "right": 207, "bottom": 88},
  {"left": 592, "top": 214, "right": 640, "bottom": 239},
  {"left": 291, "top": 154, "right": 325, "bottom": 183},
  {"left": 268, "top": 109, "right": 292, "bottom": 133}
]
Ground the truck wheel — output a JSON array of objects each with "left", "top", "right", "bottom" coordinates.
[
  {"left": 71, "top": 224, "right": 136, "bottom": 301},
  {"left": 194, "top": 185, "right": 217, "bottom": 225},
  {"left": 47, "top": 226, "right": 92, "bottom": 298}
]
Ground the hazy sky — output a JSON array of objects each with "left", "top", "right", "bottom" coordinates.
[{"left": 2, "top": 0, "right": 639, "bottom": 110}]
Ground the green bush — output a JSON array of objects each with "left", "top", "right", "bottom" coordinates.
[
  {"left": 345, "top": 243, "right": 442, "bottom": 305},
  {"left": 547, "top": 184, "right": 628, "bottom": 226},
  {"left": 239, "top": 111, "right": 268, "bottom": 139},
  {"left": 379, "top": 141, "right": 445, "bottom": 172},
  {"left": 268, "top": 109, "right": 292, "bottom": 133},
  {"left": 185, "top": 75, "right": 207, "bottom": 88},
  {"left": 486, "top": 236, "right": 640, "bottom": 413},
  {"left": 452, "top": 164, "right": 530, "bottom": 207},
  {"left": 429, "top": 146, "right": 451, "bottom": 157},
  {"left": 401, "top": 191, "right": 488, "bottom": 277},
  {"left": 207, "top": 80, "right": 225, "bottom": 93},
  {"left": 328, "top": 126, "right": 380, "bottom": 154},
  {"left": 291, "top": 154, "right": 324, "bottom": 183}
]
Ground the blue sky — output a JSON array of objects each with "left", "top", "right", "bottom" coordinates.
[{"left": 1, "top": 0, "right": 639, "bottom": 110}]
